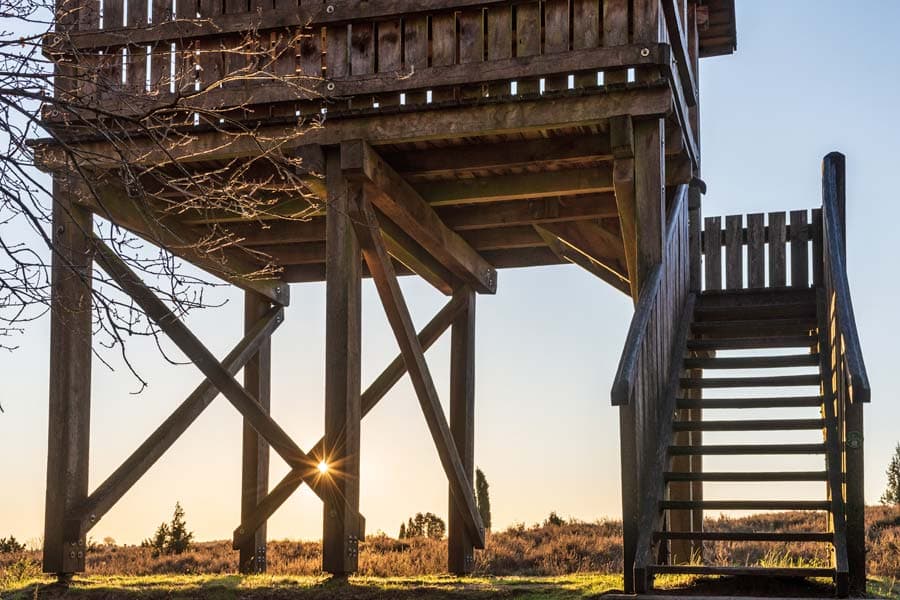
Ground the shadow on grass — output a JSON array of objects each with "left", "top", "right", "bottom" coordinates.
[{"left": 1, "top": 573, "right": 619, "bottom": 600}]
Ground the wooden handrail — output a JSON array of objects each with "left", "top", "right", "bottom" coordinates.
[
  {"left": 611, "top": 183, "right": 689, "bottom": 406},
  {"left": 822, "top": 152, "right": 870, "bottom": 403}
]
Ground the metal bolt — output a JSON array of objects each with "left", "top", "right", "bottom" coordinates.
[
  {"left": 89, "top": 514, "right": 96, "bottom": 522},
  {"left": 77, "top": 551, "right": 83, "bottom": 558},
  {"left": 325, "top": 4, "right": 334, "bottom": 13},
  {"left": 640, "top": 47, "right": 651, "bottom": 57},
  {"left": 326, "top": 81, "right": 336, "bottom": 91},
  {"left": 69, "top": 551, "right": 75, "bottom": 559}
]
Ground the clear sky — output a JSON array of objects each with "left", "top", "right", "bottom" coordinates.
[{"left": 1, "top": 1, "right": 899, "bottom": 547}]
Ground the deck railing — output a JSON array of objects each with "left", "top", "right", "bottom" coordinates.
[
  {"left": 611, "top": 182, "right": 692, "bottom": 591},
  {"left": 46, "top": 0, "right": 697, "bottom": 131}
]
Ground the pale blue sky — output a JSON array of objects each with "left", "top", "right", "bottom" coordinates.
[{"left": 1, "top": 1, "right": 899, "bottom": 546}]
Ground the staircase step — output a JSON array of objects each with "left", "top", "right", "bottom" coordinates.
[
  {"left": 654, "top": 531, "right": 833, "bottom": 542},
  {"left": 664, "top": 471, "right": 828, "bottom": 482},
  {"left": 694, "top": 302, "right": 816, "bottom": 322},
  {"left": 672, "top": 419, "right": 825, "bottom": 432},
  {"left": 684, "top": 354, "right": 820, "bottom": 369},
  {"left": 676, "top": 396, "right": 823, "bottom": 409},
  {"left": 646, "top": 565, "right": 835, "bottom": 578},
  {"left": 687, "top": 335, "right": 817, "bottom": 351},
  {"left": 669, "top": 443, "right": 826, "bottom": 456},
  {"left": 692, "top": 318, "right": 817, "bottom": 338},
  {"left": 681, "top": 375, "right": 821, "bottom": 388},
  {"left": 660, "top": 500, "right": 831, "bottom": 511}
]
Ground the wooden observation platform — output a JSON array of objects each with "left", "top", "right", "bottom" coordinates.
[{"left": 33, "top": 0, "right": 869, "bottom": 596}]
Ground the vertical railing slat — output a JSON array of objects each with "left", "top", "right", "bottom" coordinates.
[
  {"left": 790, "top": 209, "right": 810, "bottom": 287},
  {"left": 403, "top": 15, "right": 428, "bottom": 106},
  {"left": 572, "top": 0, "right": 601, "bottom": 88},
  {"left": 603, "top": 0, "right": 629, "bottom": 84},
  {"left": 458, "top": 8, "right": 485, "bottom": 100},
  {"left": 543, "top": 0, "right": 570, "bottom": 92},
  {"left": 703, "top": 216, "right": 721, "bottom": 291},
  {"left": 431, "top": 12, "right": 457, "bottom": 102},
  {"left": 515, "top": 1, "right": 541, "bottom": 95},
  {"left": 724, "top": 214, "right": 743, "bottom": 290},
  {"left": 486, "top": 6, "right": 513, "bottom": 97},
  {"left": 768, "top": 212, "right": 787, "bottom": 287},
  {"left": 746, "top": 212, "right": 765, "bottom": 289},
  {"left": 376, "top": 18, "right": 402, "bottom": 107}
]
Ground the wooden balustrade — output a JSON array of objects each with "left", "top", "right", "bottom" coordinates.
[
  {"left": 700, "top": 208, "right": 822, "bottom": 291},
  {"left": 611, "top": 183, "right": 692, "bottom": 591},
  {"left": 45, "top": 0, "right": 699, "bottom": 126}
]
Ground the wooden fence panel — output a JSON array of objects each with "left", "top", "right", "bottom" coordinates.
[
  {"left": 724, "top": 214, "right": 742, "bottom": 290},
  {"left": 703, "top": 216, "right": 721, "bottom": 291},
  {"left": 790, "top": 209, "right": 809, "bottom": 287},
  {"left": 746, "top": 212, "right": 765, "bottom": 288},
  {"left": 459, "top": 8, "right": 485, "bottom": 99}
]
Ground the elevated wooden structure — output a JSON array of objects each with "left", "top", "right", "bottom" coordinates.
[{"left": 32, "top": 0, "right": 868, "bottom": 596}]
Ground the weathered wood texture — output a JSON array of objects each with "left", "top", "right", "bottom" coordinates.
[
  {"left": 43, "top": 177, "right": 94, "bottom": 575},
  {"left": 611, "top": 184, "right": 691, "bottom": 592},
  {"left": 701, "top": 210, "right": 819, "bottom": 291},
  {"left": 45, "top": 0, "right": 706, "bottom": 122},
  {"left": 820, "top": 152, "right": 869, "bottom": 593}
]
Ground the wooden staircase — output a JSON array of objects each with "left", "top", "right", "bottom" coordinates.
[
  {"left": 612, "top": 155, "right": 870, "bottom": 597},
  {"left": 645, "top": 287, "right": 850, "bottom": 592}
]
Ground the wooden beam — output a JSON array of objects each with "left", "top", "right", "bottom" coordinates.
[
  {"left": 322, "top": 151, "right": 363, "bottom": 575},
  {"left": 238, "top": 292, "right": 273, "bottom": 574},
  {"left": 73, "top": 305, "right": 283, "bottom": 536},
  {"left": 91, "top": 237, "right": 362, "bottom": 527},
  {"left": 448, "top": 289, "right": 477, "bottom": 574},
  {"left": 36, "top": 86, "right": 673, "bottom": 169},
  {"left": 633, "top": 118, "right": 666, "bottom": 292},
  {"left": 349, "top": 191, "right": 486, "bottom": 548},
  {"left": 74, "top": 176, "right": 290, "bottom": 305},
  {"left": 341, "top": 140, "right": 497, "bottom": 294},
  {"left": 379, "top": 217, "right": 457, "bottom": 295},
  {"left": 43, "top": 178, "right": 93, "bottom": 576},
  {"left": 231, "top": 293, "right": 468, "bottom": 549},
  {"left": 534, "top": 227, "right": 631, "bottom": 295},
  {"left": 415, "top": 166, "right": 614, "bottom": 206}
]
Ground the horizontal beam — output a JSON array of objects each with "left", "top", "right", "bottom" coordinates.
[
  {"left": 341, "top": 140, "right": 496, "bottom": 294},
  {"left": 73, "top": 304, "right": 283, "bottom": 534},
  {"left": 36, "top": 85, "right": 673, "bottom": 169},
  {"left": 233, "top": 292, "right": 468, "bottom": 548}
]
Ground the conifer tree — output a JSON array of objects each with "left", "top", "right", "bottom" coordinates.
[
  {"left": 398, "top": 523, "right": 406, "bottom": 539},
  {"left": 166, "top": 502, "right": 194, "bottom": 555},
  {"left": 475, "top": 468, "right": 492, "bottom": 530},
  {"left": 882, "top": 443, "right": 900, "bottom": 505}
]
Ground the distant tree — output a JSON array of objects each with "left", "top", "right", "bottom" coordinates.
[
  {"left": 142, "top": 502, "right": 193, "bottom": 557},
  {"left": 165, "top": 502, "right": 194, "bottom": 555},
  {"left": 406, "top": 517, "right": 417, "bottom": 538},
  {"left": 882, "top": 443, "right": 900, "bottom": 505},
  {"left": 398, "top": 523, "right": 406, "bottom": 539},
  {"left": 475, "top": 468, "right": 492, "bottom": 530},
  {"left": 103, "top": 536, "right": 116, "bottom": 546},
  {"left": 0, "top": 536, "right": 25, "bottom": 553},
  {"left": 424, "top": 513, "right": 446, "bottom": 540},
  {"left": 544, "top": 512, "right": 565, "bottom": 527}
]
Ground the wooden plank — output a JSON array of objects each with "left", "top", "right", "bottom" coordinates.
[
  {"left": 768, "top": 211, "right": 787, "bottom": 287},
  {"left": 104, "top": 0, "right": 124, "bottom": 29},
  {"left": 341, "top": 140, "right": 497, "bottom": 294},
  {"left": 349, "top": 192, "right": 486, "bottom": 549},
  {"left": 322, "top": 149, "right": 362, "bottom": 575},
  {"left": 402, "top": 15, "right": 428, "bottom": 105},
  {"left": 325, "top": 25, "right": 349, "bottom": 109},
  {"left": 458, "top": 8, "right": 485, "bottom": 100},
  {"left": 376, "top": 19, "right": 402, "bottom": 107},
  {"left": 634, "top": 119, "right": 664, "bottom": 292},
  {"left": 75, "top": 306, "right": 283, "bottom": 537},
  {"left": 42, "top": 180, "right": 93, "bottom": 575},
  {"left": 746, "top": 212, "right": 765, "bottom": 289},
  {"left": 572, "top": 0, "right": 600, "bottom": 88},
  {"left": 543, "top": 0, "right": 570, "bottom": 92},
  {"left": 687, "top": 183, "right": 701, "bottom": 291},
  {"left": 724, "top": 214, "right": 743, "bottom": 290},
  {"left": 448, "top": 289, "right": 476, "bottom": 574},
  {"left": 238, "top": 292, "right": 273, "bottom": 574},
  {"left": 790, "top": 209, "right": 809, "bottom": 287},
  {"left": 379, "top": 215, "right": 457, "bottom": 294},
  {"left": 232, "top": 294, "right": 467, "bottom": 550},
  {"left": 349, "top": 20, "right": 375, "bottom": 109},
  {"left": 486, "top": 5, "right": 512, "bottom": 96},
  {"left": 603, "top": 0, "right": 629, "bottom": 85},
  {"left": 703, "top": 216, "right": 721, "bottom": 291},
  {"left": 535, "top": 226, "right": 631, "bottom": 295},
  {"left": 514, "top": 1, "right": 541, "bottom": 95},
  {"left": 126, "top": 45, "right": 147, "bottom": 95},
  {"left": 431, "top": 12, "right": 457, "bottom": 103},
  {"left": 812, "top": 208, "right": 823, "bottom": 287}
]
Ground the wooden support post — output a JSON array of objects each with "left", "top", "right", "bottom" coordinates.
[
  {"left": 448, "top": 289, "right": 476, "bottom": 575},
  {"left": 238, "top": 292, "right": 272, "bottom": 574},
  {"left": 634, "top": 118, "right": 666, "bottom": 289},
  {"left": 43, "top": 175, "right": 94, "bottom": 577},
  {"left": 322, "top": 147, "right": 363, "bottom": 576}
]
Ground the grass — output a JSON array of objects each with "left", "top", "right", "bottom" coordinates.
[{"left": 2, "top": 507, "right": 899, "bottom": 599}]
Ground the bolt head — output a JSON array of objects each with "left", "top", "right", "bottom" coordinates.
[
  {"left": 326, "top": 4, "right": 334, "bottom": 13},
  {"left": 640, "top": 47, "right": 651, "bottom": 57}
]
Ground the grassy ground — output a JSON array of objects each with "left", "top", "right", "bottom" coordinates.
[{"left": 2, "top": 574, "right": 899, "bottom": 600}]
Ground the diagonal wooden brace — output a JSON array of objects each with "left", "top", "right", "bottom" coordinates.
[
  {"left": 232, "top": 291, "right": 468, "bottom": 549},
  {"left": 71, "top": 304, "right": 284, "bottom": 536},
  {"left": 91, "top": 237, "right": 364, "bottom": 531},
  {"left": 349, "top": 189, "right": 486, "bottom": 548}
]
